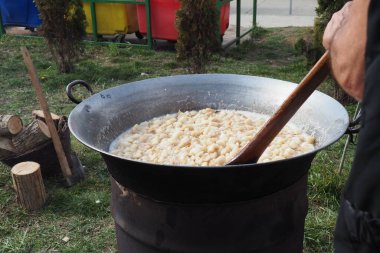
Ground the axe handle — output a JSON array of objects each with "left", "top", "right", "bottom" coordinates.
[{"left": 21, "top": 47, "right": 73, "bottom": 182}]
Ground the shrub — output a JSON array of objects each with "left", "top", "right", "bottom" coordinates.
[
  {"left": 176, "top": 0, "right": 220, "bottom": 73},
  {"left": 35, "top": 0, "right": 86, "bottom": 73}
]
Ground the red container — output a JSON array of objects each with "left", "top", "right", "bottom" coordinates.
[{"left": 137, "top": 0, "right": 230, "bottom": 41}]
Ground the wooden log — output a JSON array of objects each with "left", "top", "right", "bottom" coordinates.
[
  {"left": 32, "top": 110, "right": 61, "bottom": 128},
  {"left": 2, "top": 117, "right": 80, "bottom": 179},
  {"left": 0, "top": 136, "right": 16, "bottom": 159},
  {"left": 0, "top": 136, "right": 16, "bottom": 152},
  {"left": 11, "top": 161, "right": 47, "bottom": 211},
  {"left": 12, "top": 119, "right": 51, "bottom": 154},
  {"left": 58, "top": 117, "right": 72, "bottom": 164},
  {"left": 0, "top": 115, "right": 23, "bottom": 136}
]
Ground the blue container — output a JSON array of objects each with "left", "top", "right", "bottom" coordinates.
[{"left": 0, "top": 0, "right": 42, "bottom": 28}]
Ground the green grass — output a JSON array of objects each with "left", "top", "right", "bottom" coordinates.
[{"left": 0, "top": 28, "right": 356, "bottom": 252}]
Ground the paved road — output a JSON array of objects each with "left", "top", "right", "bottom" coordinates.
[{"left": 229, "top": 0, "right": 317, "bottom": 28}]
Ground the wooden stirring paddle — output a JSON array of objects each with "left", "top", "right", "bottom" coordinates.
[{"left": 228, "top": 52, "right": 330, "bottom": 165}]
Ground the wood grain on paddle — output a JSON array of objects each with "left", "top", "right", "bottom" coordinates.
[{"left": 228, "top": 52, "right": 330, "bottom": 165}]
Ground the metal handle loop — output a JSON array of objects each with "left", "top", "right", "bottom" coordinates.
[{"left": 66, "top": 80, "right": 94, "bottom": 104}]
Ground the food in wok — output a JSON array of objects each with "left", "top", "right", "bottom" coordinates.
[{"left": 110, "top": 108, "right": 316, "bottom": 166}]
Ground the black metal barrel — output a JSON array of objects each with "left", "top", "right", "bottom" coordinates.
[{"left": 111, "top": 174, "right": 308, "bottom": 253}]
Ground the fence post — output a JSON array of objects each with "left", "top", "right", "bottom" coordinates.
[
  {"left": 289, "top": 0, "right": 293, "bottom": 15},
  {"left": 236, "top": 0, "right": 241, "bottom": 45},
  {"left": 145, "top": 0, "right": 153, "bottom": 48},
  {"left": 90, "top": 0, "right": 98, "bottom": 41},
  {"left": 0, "top": 10, "right": 4, "bottom": 36},
  {"left": 253, "top": 0, "right": 257, "bottom": 27}
]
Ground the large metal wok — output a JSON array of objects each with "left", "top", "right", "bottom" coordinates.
[{"left": 67, "top": 74, "right": 349, "bottom": 203}]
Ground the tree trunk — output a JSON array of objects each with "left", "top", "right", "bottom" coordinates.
[
  {"left": 11, "top": 161, "right": 47, "bottom": 211},
  {"left": 0, "top": 115, "right": 23, "bottom": 136}
]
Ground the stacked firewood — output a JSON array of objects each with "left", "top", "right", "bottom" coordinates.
[
  {"left": 0, "top": 110, "right": 83, "bottom": 180},
  {"left": 2, "top": 111, "right": 83, "bottom": 210},
  {"left": 0, "top": 114, "right": 24, "bottom": 159},
  {"left": 0, "top": 110, "right": 61, "bottom": 160}
]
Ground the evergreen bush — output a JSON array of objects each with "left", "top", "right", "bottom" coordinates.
[
  {"left": 35, "top": 0, "right": 86, "bottom": 73},
  {"left": 176, "top": 0, "right": 220, "bottom": 73}
]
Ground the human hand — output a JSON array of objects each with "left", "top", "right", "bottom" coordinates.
[
  {"left": 322, "top": 0, "right": 369, "bottom": 101},
  {"left": 323, "top": 2, "right": 352, "bottom": 50}
]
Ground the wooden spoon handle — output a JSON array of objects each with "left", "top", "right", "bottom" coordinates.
[{"left": 228, "top": 52, "right": 330, "bottom": 165}]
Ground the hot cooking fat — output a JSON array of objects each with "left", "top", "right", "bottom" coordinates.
[{"left": 110, "top": 108, "right": 316, "bottom": 166}]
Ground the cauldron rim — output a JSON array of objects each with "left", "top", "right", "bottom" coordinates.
[{"left": 68, "top": 73, "right": 349, "bottom": 169}]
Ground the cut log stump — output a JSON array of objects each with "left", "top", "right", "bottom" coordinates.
[{"left": 11, "top": 161, "right": 47, "bottom": 211}]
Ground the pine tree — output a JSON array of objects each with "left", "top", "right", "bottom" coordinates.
[
  {"left": 176, "top": 0, "right": 220, "bottom": 73},
  {"left": 35, "top": 0, "right": 86, "bottom": 73}
]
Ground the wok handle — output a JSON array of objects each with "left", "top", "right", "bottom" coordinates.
[
  {"left": 228, "top": 51, "right": 330, "bottom": 165},
  {"left": 66, "top": 80, "right": 94, "bottom": 104}
]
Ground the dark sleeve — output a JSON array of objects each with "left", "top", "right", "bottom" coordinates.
[
  {"left": 334, "top": 1, "right": 380, "bottom": 252},
  {"left": 344, "top": 0, "right": 380, "bottom": 216}
]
